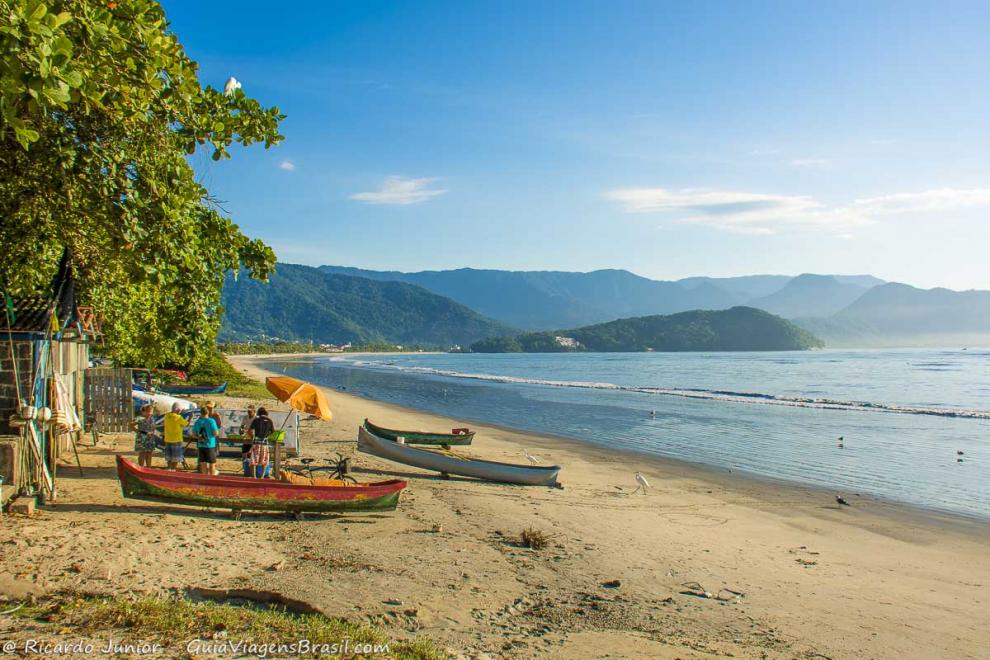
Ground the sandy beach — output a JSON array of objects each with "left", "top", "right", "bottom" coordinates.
[{"left": 2, "top": 353, "right": 988, "bottom": 658}]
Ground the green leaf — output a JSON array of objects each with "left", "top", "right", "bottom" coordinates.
[
  {"left": 13, "top": 124, "right": 40, "bottom": 149},
  {"left": 51, "top": 35, "right": 72, "bottom": 57},
  {"left": 51, "top": 11, "right": 72, "bottom": 29},
  {"left": 62, "top": 70, "right": 83, "bottom": 87},
  {"left": 27, "top": 1, "right": 46, "bottom": 22}
]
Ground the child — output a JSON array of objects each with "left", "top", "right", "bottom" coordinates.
[
  {"left": 131, "top": 404, "right": 158, "bottom": 467},
  {"left": 162, "top": 402, "right": 189, "bottom": 470}
]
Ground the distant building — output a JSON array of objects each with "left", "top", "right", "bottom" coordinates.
[{"left": 554, "top": 336, "right": 581, "bottom": 348}]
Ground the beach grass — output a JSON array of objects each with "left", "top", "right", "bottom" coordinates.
[
  {"left": 13, "top": 594, "right": 444, "bottom": 659},
  {"left": 188, "top": 350, "right": 271, "bottom": 398}
]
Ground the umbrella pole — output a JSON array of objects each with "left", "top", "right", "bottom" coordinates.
[{"left": 273, "top": 412, "right": 291, "bottom": 478}]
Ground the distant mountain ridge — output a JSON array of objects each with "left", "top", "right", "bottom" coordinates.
[
  {"left": 748, "top": 274, "right": 874, "bottom": 319},
  {"left": 220, "top": 264, "right": 512, "bottom": 347},
  {"left": 319, "top": 266, "right": 876, "bottom": 329},
  {"left": 319, "top": 266, "right": 739, "bottom": 330},
  {"left": 796, "top": 283, "right": 990, "bottom": 347},
  {"left": 471, "top": 307, "right": 823, "bottom": 353},
  {"left": 225, "top": 263, "right": 990, "bottom": 349}
]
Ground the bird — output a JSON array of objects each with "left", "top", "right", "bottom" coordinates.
[
  {"left": 523, "top": 449, "right": 540, "bottom": 465},
  {"left": 837, "top": 436, "right": 844, "bottom": 449},
  {"left": 224, "top": 76, "right": 242, "bottom": 96},
  {"left": 649, "top": 410, "right": 656, "bottom": 418},
  {"left": 634, "top": 472, "right": 650, "bottom": 494},
  {"left": 835, "top": 495, "right": 850, "bottom": 506},
  {"left": 957, "top": 450, "right": 965, "bottom": 456}
]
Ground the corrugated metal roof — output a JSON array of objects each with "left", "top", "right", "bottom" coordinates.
[
  {"left": 0, "top": 297, "right": 62, "bottom": 333},
  {"left": 2, "top": 249, "right": 77, "bottom": 336}
]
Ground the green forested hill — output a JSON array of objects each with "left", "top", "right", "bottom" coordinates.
[
  {"left": 471, "top": 307, "right": 823, "bottom": 352},
  {"left": 220, "top": 264, "right": 513, "bottom": 347}
]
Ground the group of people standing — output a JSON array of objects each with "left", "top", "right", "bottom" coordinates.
[{"left": 132, "top": 401, "right": 276, "bottom": 478}]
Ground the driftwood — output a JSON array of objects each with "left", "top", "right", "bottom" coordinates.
[{"left": 679, "top": 582, "right": 745, "bottom": 601}]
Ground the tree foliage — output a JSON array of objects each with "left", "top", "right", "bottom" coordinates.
[{"left": 0, "top": 0, "right": 283, "bottom": 367}]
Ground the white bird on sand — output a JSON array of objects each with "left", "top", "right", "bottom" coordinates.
[
  {"left": 634, "top": 471, "right": 650, "bottom": 494},
  {"left": 523, "top": 449, "right": 540, "bottom": 465},
  {"left": 835, "top": 495, "right": 850, "bottom": 506},
  {"left": 224, "top": 76, "right": 242, "bottom": 96}
]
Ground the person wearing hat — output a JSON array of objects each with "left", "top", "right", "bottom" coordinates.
[
  {"left": 206, "top": 400, "right": 223, "bottom": 431},
  {"left": 239, "top": 404, "right": 258, "bottom": 476},
  {"left": 239, "top": 404, "right": 257, "bottom": 438},
  {"left": 205, "top": 400, "right": 224, "bottom": 452}
]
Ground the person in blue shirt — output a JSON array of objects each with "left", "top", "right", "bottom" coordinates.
[{"left": 191, "top": 407, "right": 219, "bottom": 475}]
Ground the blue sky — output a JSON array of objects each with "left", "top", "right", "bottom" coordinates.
[{"left": 164, "top": 1, "right": 990, "bottom": 289}]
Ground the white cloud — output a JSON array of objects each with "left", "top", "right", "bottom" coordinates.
[
  {"left": 790, "top": 158, "right": 828, "bottom": 167},
  {"left": 605, "top": 186, "right": 990, "bottom": 235},
  {"left": 278, "top": 159, "right": 296, "bottom": 171},
  {"left": 350, "top": 176, "right": 447, "bottom": 205},
  {"left": 851, "top": 188, "right": 990, "bottom": 215}
]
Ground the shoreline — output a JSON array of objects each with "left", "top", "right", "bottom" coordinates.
[{"left": 232, "top": 353, "right": 990, "bottom": 534}]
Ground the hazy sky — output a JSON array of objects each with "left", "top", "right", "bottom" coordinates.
[{"left": 163, "top": 1, "right": 990, "bottom": 289}]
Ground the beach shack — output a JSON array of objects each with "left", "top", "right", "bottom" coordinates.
[{"left": 0, "top": 253, "right": 97, "bottom": 506}]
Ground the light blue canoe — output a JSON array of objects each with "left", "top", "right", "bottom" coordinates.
[{"left": 357, "top": 424, "right": 561, "bottom": 487}]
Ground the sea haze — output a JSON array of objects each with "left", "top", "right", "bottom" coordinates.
[{"left": 262, "top": 350, "right": 990, "bottom": 519}]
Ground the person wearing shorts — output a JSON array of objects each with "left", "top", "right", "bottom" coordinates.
[
  {"left": 191, "top": 407, "right": 219, "bottom": 475},
  {"left": 162, "top": 402, "right": 189, "bottom": 470},
  {"left": 131, "top": 404, "right": 157, "bottom": 467}
]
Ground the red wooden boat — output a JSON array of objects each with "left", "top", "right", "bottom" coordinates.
[{"left": 116, "top": 456, "right": 405, "bottom": 515}]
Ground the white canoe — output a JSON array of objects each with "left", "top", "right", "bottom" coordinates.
[
  {"left": 358, "top": 424, "right": 561, "bottom": 487},
  {"left": 132, "top": 389, "right": 196, "bottom": 415}
]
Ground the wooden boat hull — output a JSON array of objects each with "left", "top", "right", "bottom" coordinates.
[
  {"left": 116, "top": 456, "right": 405, "bottom": 513},
  {"left": 358, "top": 425, "right": 560, "bottom": 487},
  {"left": 159, "top": 382, "right": 228, "bottom": 395},
  {"left": 364, "top": 418, "right": 474, "bottom": 446}
]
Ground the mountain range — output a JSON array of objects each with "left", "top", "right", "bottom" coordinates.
[
  {"left": 220, "top": 263, "right": 990, "bottom": 348},
  {"left": 320, "top": 266, "right": 736, "bottom": 329}
]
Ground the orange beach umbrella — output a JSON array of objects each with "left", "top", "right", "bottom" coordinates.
[{"left": 265, "top": 376, "right": 333, "bottom": 421}]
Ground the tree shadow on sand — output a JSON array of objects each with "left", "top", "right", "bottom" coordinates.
[{"left": 45, "top": 501, "right": 389, "bottom": 523}]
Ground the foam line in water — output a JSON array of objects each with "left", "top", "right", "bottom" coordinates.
[{"left": 335, "top": 359, "right": 990, "bottom": 419}]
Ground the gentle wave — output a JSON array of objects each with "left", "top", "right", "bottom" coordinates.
[{"left": 336, "top": 358, "right": 990, "bottom": 419}]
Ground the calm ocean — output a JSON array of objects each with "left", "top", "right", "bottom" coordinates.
[{"left": 260, "top": 349, "right": 990, "bottom": 519}]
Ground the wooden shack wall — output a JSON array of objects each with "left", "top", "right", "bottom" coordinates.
[
  {"left": 0, "top": 340, "right": 36, "bottom": 436},
  {"left": 50, "top": 340, "right": 89, "bottom": 429}
]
